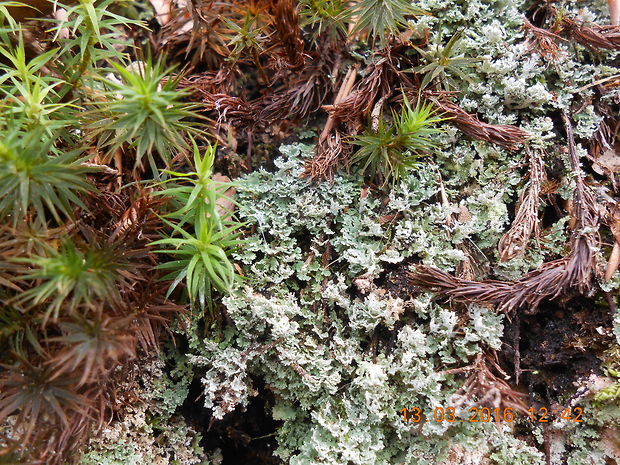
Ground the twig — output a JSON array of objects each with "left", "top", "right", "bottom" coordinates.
[
  {"left": 498, "top": 149, "right": 544, "bottom": 261},
  {"left": 409, "top": 115, "right": 601, "bottom": 315},
  {"left": 320, "top": 65, "right": 359, "bottom": 142}
]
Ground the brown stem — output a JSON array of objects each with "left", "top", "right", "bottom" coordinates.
[
  {"left": 609, "top": 0, "right": 620, "bottom": 25},
  {"left": 320, "top": 65, "right": 358, "bottom": 142}
]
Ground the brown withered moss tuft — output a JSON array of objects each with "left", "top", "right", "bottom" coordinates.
[
  {"left": 410, "top": 115, "right": 601, "bottom": 315},
  {"left": 522, "top": 17, "right": 565, "bottom": 61},
  {"left": 267, "top": 0, "right": 306, "bottom": 70},
  {"left": 303, "top": 130, "right": 351, "bottom": 181},
  {"left": 428, "top": 97, "right": 529, "bottom": 150},
  {"left": 498, "top": 149, "right": 545, "bottom": 262},
  {"left": 446, "top": 352, "right": 529, "bottom": 416},
  {"left": 561, "top": 17, "right": 620, "bottom": 51}
]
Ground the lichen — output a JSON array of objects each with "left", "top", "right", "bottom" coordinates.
[
  {"left": 176, "top": 139, "right": 603, "bottom": 463},
  {"left": 79, "top": 355, "right": 212, "bottom": 465}
]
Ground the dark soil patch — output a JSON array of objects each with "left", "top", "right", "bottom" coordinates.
[
  {"left": 503, "top": 296, "right": 614, "bottom": 402},
  {"left": 180, "top": 376, "right": 282, "bottom": 465},
  {"left": 383, "top": 262, "right": 414, "bottom": 301}
]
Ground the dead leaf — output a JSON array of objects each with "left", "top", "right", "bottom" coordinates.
[
  {"left": 353, "top": 272, "right": 375, "bottom": 293},
  {"left": 53, "top": 8, "right": 70, "bottom": 40},
  {"left": 379, "top": 213, "right": 400, "bottom": 224},
  {"left": 457, "top": 204, "right": 472, "bottom": 223},
  {"left": 593, "top": 147, "right": 620, "bottom": 175}
]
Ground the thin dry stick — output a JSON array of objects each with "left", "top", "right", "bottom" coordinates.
[
  {"left": 320, "top": 65, "right": 359, "bottom": 142},
  {"left": 429, "top": 97, "right": 529, "bottom": 150},
  {"left": 498, "top": 149, "right": 545, "bottom": 261},
  {"left": 575, "top": 73, "right": 620, "bottom": 93},
  {"left": 410, "top": 115, "right": 601, "bottom": 315}
]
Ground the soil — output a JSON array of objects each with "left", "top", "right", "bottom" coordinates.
[
  {"left": 180, "top": 375, "right": 283, "bottom": 465},
  {"left": 503, "top": 296, "right": 614, "bottom": 404}
]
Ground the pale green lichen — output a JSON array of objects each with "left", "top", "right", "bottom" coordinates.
[
  {"left": 166, "top": 120, "right": 619, "bottom": 462},
  {"left": 175, "top": 142, "right": 562, "bottom": 464}
]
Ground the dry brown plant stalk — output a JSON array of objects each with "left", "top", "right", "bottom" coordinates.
[
  {"left": 320, "top": 65, "right": 359, "bottom": 141},
  {"left": 606, "top": 241, "right": 620, "bottom": 281},
  {"left": 522, "top": 17, "right": 565, "bottom": 61},
  {"left": 605, "top": 204, "right": 620, "bottom": 281},
  {"left": 268, "top": 0, "right": 306, "bottom": 69},
  {"left": 410, "top": 114, "right": 601, "bottom": 314},
  {"left": 498, "top": 149, "right": 545, "bottom": 261},
  {"left": 326, "top": 57, "right": 393, "bottom": 124},
  {"left": 429, "top": 98, "right": 529, "bottom": 150},
  {"left": 610, "top": 0, "right": 620, "bottom": 26},
  {"left": 561, "top": 17, "right": 620, "bottom": 51},
  {"left": 303, "top": 66, "right": 359, "bottom": 180}
]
